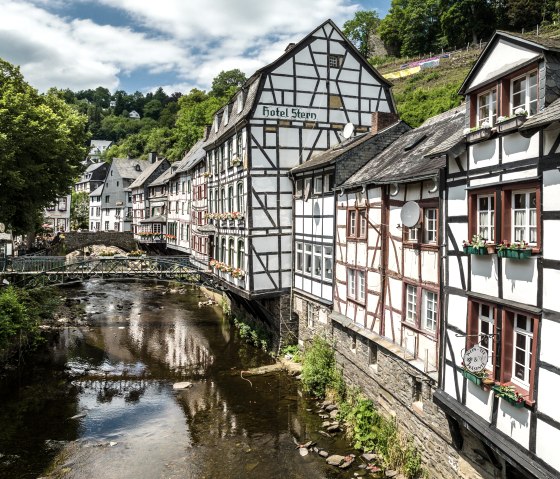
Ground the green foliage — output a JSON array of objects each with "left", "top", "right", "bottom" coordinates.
[
  {"left": 280, "top": 344, "right": 302, "bottom": 363},
  {"left": 0, "top": 59, "right": 89, "bottom": 234},
  {"left": 71, "top": 191, "right": 90, "bottom": 230},
  {"left": 343, "top": 11, "right": 381, "bottom": 57},
  {"left": 232, "top": 317, "right": 270, "bottom": 352},
  {"left": 210, "top": 69, "right": 247, "bottom": 98},
  {"left": 440, "top": 0, "right": 495, "bottom": 49},
  {"left": 339, "top": 389, "right": 424, "bottom": 478},
  {"left": 0, "top": 286, "right": 60, "bottom": 362},
  {"left": 300, "top": 336, "right": 339, "bottom": 398}
]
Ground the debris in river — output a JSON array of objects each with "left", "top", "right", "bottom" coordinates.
[
  {"left": 69, "top": 412, "right": 86, "bottom": 420},
  {"left": 172, "top": 382, "right": 193, "bottom": 390}
]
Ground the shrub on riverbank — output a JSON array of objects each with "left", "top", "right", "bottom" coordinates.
[
  {"left": 300, "top": 336, "right": 424, "bottom": 478},
  {"left": 0, "top": 286, "right": 61, "bottom": 364},
  {"left": 232, "top": 317, "right": 270, "bottom": 352}
]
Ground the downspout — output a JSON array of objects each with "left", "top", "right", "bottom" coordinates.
[
  {"left": 437, "top": 165, "right": 446, "bottom": 387},
  {"left": 379, "top": 184, "right": 389, "bottom": 336}
]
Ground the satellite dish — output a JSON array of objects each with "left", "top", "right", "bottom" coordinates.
[
  {"left": 0, "top": 223, "right": 4, "bottom": 233},
  {"left": 342, "top": 122, "right": 355, "bottom": 139},
  {"left": 401, "top": 201, "right": 421, "bottom": 228}
]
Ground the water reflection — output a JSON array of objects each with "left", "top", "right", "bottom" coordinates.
[{"left": 0, "top": 280, "right": 352, "bottom": 479}]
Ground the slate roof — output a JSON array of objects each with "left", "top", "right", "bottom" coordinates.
[
  {"left": 111, "top": 158, "right": 149, "bottom": 180},
  {"left": 129, "top": 158, "right": 168, "bottom": 190},
  {"left": 291, "top": 121, "right": 411, "bottom": 176},
  {"left": 520, "top": 97, "right": 560, "bottom": 131},
  {"left": 177, "top": 138, "right": 207, "bottom": 173},
  {"left": 89, "top": 140, "right": 112, "bottom": 154},
  {"left": 499, "top": 31, "right": 560, "bottom": 51},
  {"left": 149, "top": 166, "right": 174, "bottom": 187},
  {"left": 89, "top": 185, "right": 103, "bottom": 197},
  {"left": 343, "top": 106, "right": 465, "bottom": 188}
]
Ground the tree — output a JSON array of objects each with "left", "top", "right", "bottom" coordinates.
[
  {"left": 0, "top": 58, "right": 89, "bottom": 234},
  {"left": 343, "top": 11, "right": 381, "bottom": 58},
  {"left": 210, "top": 69, "right": 247, "bottom": 98},
  {"left": 71, "top": 191, "right": 90, "bottom": 230},
  {"left": 440, "top": 0, "right": 495, "bottom": 48}
]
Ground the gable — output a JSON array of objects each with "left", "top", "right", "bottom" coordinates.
[{"left": 464, "top": 38, "right": 541, "bottom": 93}]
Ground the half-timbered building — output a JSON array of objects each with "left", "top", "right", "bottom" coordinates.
[
  {"left": 290, "top": 113, "right": 408, "bottom": 343},
  {"left": 204, "top": 19, "right": 395, "bottom": 342},
  {"left": 436, "top": 32, "right": 560, "bottom": 479}
]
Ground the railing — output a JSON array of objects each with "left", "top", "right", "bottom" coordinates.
[{"left": 7, "top": 256, "right": 208, "bottom": 288}]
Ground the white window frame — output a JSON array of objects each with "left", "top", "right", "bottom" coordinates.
[
  {"left": 295, "top": 242, "right": 303, "bottom": 272},
  {"left": 477, "top": 87, "right": 497, "bottom": 126},
  {"left": 512, "top": 189, "right": 537, "bottom": 245},
  {"left": 512, "top": 312, "right": 533, "bottom": 390},
  {"left": 423, "top": 208, "right": 437, "bottom": 244},
  {"left": 478, "top": 303, "right": 494, "bottom": 370},
  {"left": 313, "top": 176, "right": 323, "bottom": 195},
  {"left": 324, "top": 246, "right": 333, "bottom": 281},
  {"left": 406, "top": 285, "right": 417, "bottom": 323},
  {"left": 304, "top": 244, "right": 312, "bottom": 274},
  {"left": 422, "top": 290, "right": 437, "bottom": 332},
  {"left": 477, "top": 195, "right": 495, "bottom": 242},
  {"left": 511, "top": 70, "right": 538, "bottom": 117},
  {"left": 313, "top": 245, "right": 322, "bottom": 277}
]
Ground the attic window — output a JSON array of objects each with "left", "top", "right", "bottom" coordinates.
[
  {"left": 214, "top": 115, "right": 220, "bottom": 132},
  {"left": 404, "top": 134, "right": 427, "bottom": 151},
  {"left": 237, "top": 92, "right": 244, "bottom": 113},
  {"left": 223, "top": 106, "right": 229, "bottom": 125},
  {"left": 329, "top": 55, "right": 343, "bottom": 68}
]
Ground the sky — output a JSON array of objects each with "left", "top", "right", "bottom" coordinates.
[{"left": 0, "top": 0, "right": 391, "bottom": 95}]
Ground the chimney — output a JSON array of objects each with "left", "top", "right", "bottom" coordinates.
[
  {"left": 371, "top": 112, "right": 399, "bottom": 134},
  {"left": 148, "top": 152, "right": 157, "bottom": 164}
]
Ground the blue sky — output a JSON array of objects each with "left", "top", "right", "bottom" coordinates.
[{"left": 0, "top": 0, "right": 391, "bottom": 94}]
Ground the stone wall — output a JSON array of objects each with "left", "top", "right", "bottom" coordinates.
[
  {"left": 292, "top": 293, "right": 331, "bottom": 346},
  {"left": 56, "top": 231, "right": 138, "bottom": 254},
  {"left": 329, "top": 320, "right": 493, "bottom": 479}
]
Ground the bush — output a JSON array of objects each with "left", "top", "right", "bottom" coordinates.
[
  {"left": 300, "top": 336, "right": 339, "bottom": 398},
  {"left": 280, "top": 344, "right": 302, "bottom": 363},
  {"left": 232, "top": 317, "right": 270, "bottom": 352}
]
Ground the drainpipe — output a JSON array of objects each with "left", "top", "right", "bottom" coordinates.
[{"left": 379, "top": 185, "right": 389, "bottom": 336}]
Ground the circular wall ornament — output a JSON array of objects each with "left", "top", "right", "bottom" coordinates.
[{"left": 463, "top": 344, "right": 488, "bottom": 373}]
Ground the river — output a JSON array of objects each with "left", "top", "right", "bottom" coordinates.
[{"left": 0, "top": 280, "right": 357, "bottom": 479}]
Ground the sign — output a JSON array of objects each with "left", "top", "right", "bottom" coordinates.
[
  {"left": 462, "top": 344, "right": 488, "bottom": 373},
  {"left": 259, "top": 105, "right": 317, "bottom": 121}
]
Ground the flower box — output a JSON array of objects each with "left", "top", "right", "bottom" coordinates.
[
  {"left": 496, "top": 115, "right": 527, "bottom": 133},
  {"left": 493, "top": 385, "right": 525, "bottom": 408},
  {"left": 497, "top": 248, "right": 532, "bottom": 260},
  {"left": 466, "top": 127, "right": 492, "bottom": 143},
  {"left": 237, "top": 219, "right": 245, "bottom": 228},
  {"left": 466, "top": 246, "right": 488, "bottom": 255},
  {"left": 462, "top": 369, "right": 483, "bottom": 386}
]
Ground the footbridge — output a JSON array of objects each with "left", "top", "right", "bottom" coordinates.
[
  {"left": 5, "top": 255, "right": 211, "bottom": 288},
  {"left": 49, "top": 231, "right": 138, "bottom": 255}
]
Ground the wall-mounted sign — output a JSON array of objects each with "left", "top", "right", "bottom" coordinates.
[
  {"left": 259, "top": 105, "right": 317, "bottom": 121},
  {"left": 462, "top": 344, "right": 488, "bottom": 373}
]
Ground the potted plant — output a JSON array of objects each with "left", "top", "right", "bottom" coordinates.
[
  {"left": 465, "top": 121, "right": 492, "bottom": 143},
  {"left": 493, "top": 384, "right": 525, "bottom": 408},
  {"left": 463, "top": 235, "right": 492, "bottom": 255},
  {"left": 497, "top": 241, "right": 532, "bottom": 259},
  {"left": 496, "top": 108, "right": 528, "bottom": 133}
]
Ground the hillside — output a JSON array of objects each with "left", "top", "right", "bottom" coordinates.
[{"left": 376, "top": 23, "right": 560, "bottom": 127}]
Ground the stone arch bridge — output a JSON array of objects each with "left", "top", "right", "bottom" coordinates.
[{"left": 52, "top": 232, "right": 138, "bottom": 255}]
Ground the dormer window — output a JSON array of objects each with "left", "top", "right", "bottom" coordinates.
[
  {"left": 214, "top": 115, "right": 219, "bottom": 132},
  {"left": 236, "top": 92, "right": 244, "bottom": 113},
  {"left": 477, "top": 88, "right": 497, "bottom": 127},
  {"left": 223, "top": 106, "right": 229, "bottom": 125},
  {"left": 511, "top": 70, "right": 537, "bottom": 116}
]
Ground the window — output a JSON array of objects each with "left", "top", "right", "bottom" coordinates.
[
  {"left": 478, "top": 303, "right": 495, "bottom": 370},
  {"left": 477, "top": 195, "right": 495, "bottom": 242},
  {"left": 228, "top": 238, "right": 235, "bottom": 266},
  {"left": 304, "top": 244, "right": 312, "bottom": 274},
  {"left": 512, "top": 190, "right": 537, "bottom": 245},
  {"left": 325, "top": 173, "right": 335, "bottom": 192},
  {"left": 237, "top": 239, "right": 244, "bottom": 270},
  {"left": 328, "top": 55, "right": 341, "bottom": 68},
  {"left": 512, "top": 312, "right": 534, "bottom": 389},
  {"left": 368, "top": 342, "right": 378, "bottom": 369},
  {"left": 477, "top": 87, "right": 497, "bottom": 126},
  {"left": 348, "top": 209, "right": 367, "bottom": 239},
  {"left": 422, "top": 291, "right": 437, "bottom": 332},
  {"left": 236, "top": 131, "right": 243, "bottom": 156},
  {"left": 105, "top": 195, "right": 110, "bottom": 203},
  {"left": 295, "top": 243, "right": 303, "bottom": 272},
  {"left": 511, "top": 70, "right": 537, "bottom": 116},
  {"left": 348, "top": 269, "right": 365, "bottom": 303},
  {"left": 228, "top": 185, "right": 234, "bottom": 212},
  {"left": 406, "top": 285, "right": 438, "bottom": 333},
  {"left": 295, "top": 179, "right": 303, "bottom": 197},
  {"left": 313, "top": 245, "right": 322, "bottom": 276},
  {"left": 324, "top": 246, "right": 333, "bottom": 281},
  {"left": 423, "top": 208, "right": 437, "bottom": 243},
  {"left": 237, "top": 182, "right": 244, "bottom": 213},
  {"left": 313, "top": 176, "right": 323, "bottom": 194},
  {"left": 406, "top": 285, "right": 417, "bottom": 323},
  {"left": 58, "top": 197, "right": 67, "bottom": 211},
  {"left": 307, "top": 302, "right": 314, "bottom": 329}
]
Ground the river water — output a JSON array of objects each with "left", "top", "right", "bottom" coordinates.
[{"left": 0, "top": 280, "right": 356, "bottom": 479}]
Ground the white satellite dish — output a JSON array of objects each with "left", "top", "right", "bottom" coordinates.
[
  {"left": 0, "top": 223, "right": 4, "bottom": 233},
  {"left": 401, "top": 201, "right": 421, "bottom": 228},
  {"left": 342, "top": 122, "right": 355, "bottom": 139}
]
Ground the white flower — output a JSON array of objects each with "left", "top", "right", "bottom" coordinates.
[
  {"left": 514, "top": 107, "right": 527, "bottom": 116},
  {"left": 497, "top": 116, "right": 506, "bottom": 123},
  {"left": 481, "top": 121, "right": 491, "bottom": 129},
  {"left": 463, "top": 127, "right": 471, "bottom": 135}
]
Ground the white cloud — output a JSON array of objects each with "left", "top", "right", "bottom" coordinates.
[{"left": 0, "top": 0, "right": 361, "bottom": 92}]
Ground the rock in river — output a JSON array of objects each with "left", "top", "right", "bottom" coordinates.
[{"left": 173, "top": 382, "right": 193, "bottom": 390}]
